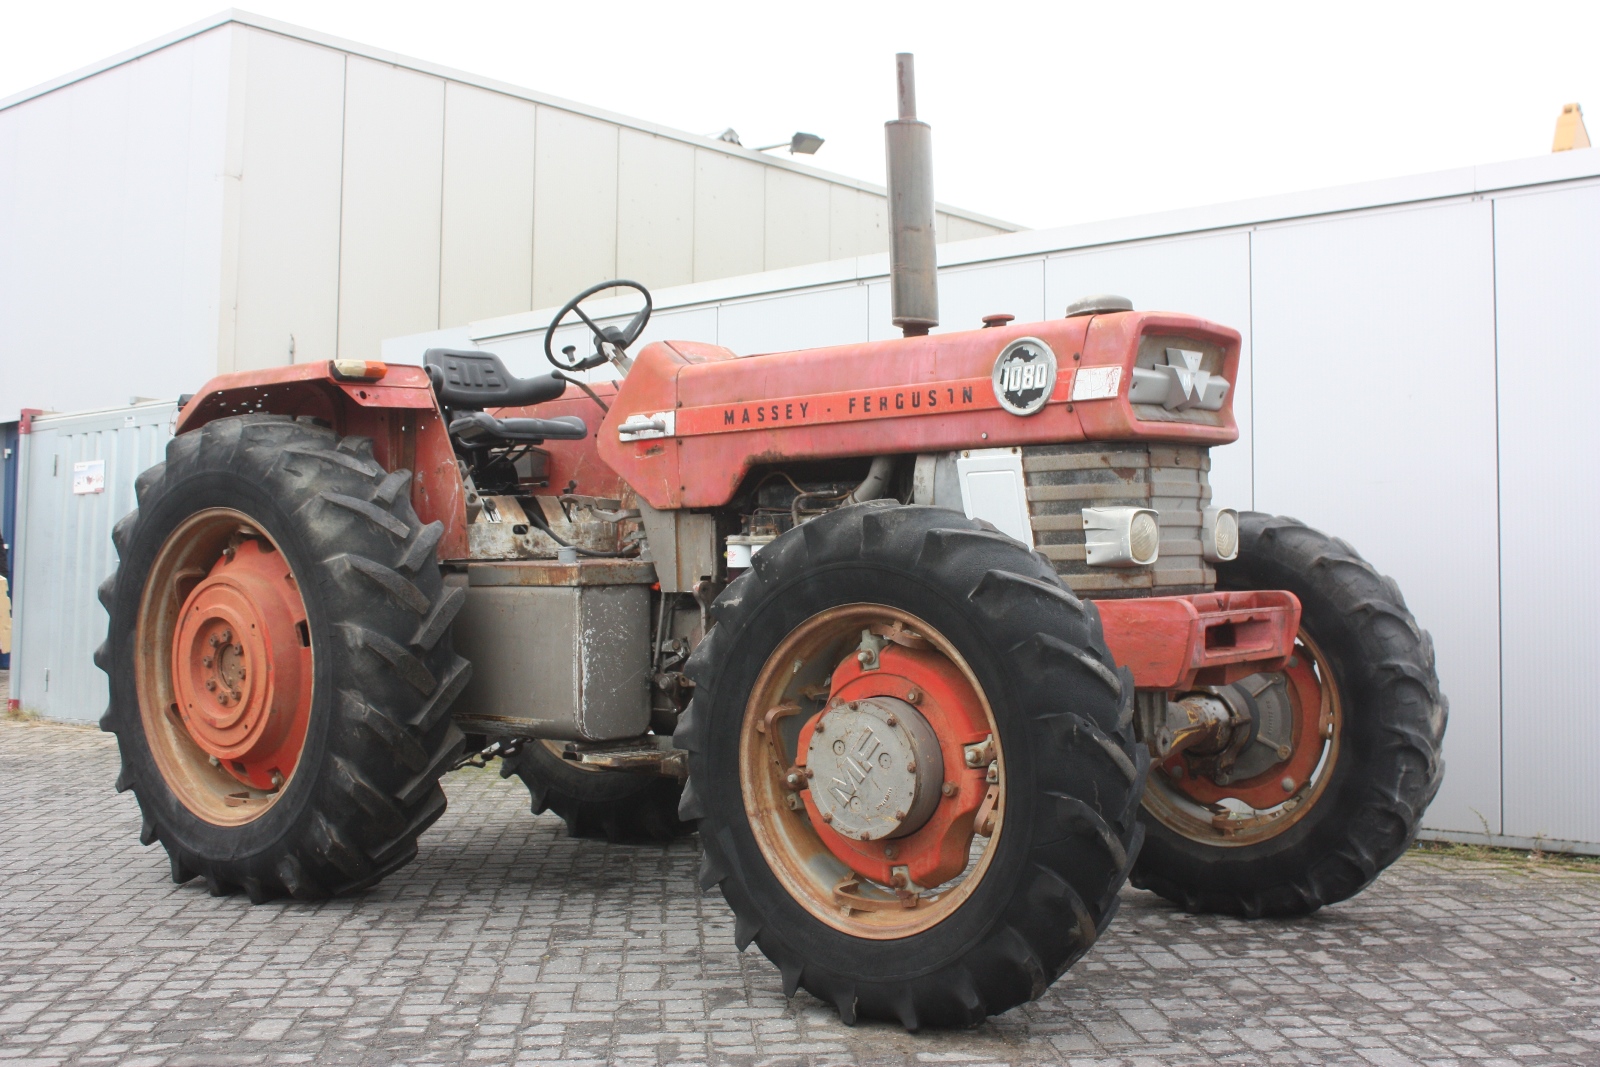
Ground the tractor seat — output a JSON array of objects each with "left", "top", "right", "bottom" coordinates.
[
  {"left": 448, "top": 411, "right": 587, "bottom": 446},
  {"left": 424, "top": 347, "right": 568, "bottom": 409}
]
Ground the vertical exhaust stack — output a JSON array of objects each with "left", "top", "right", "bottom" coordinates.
[{"left": 886, "top": 53, "right": 938, "bottom": 337}]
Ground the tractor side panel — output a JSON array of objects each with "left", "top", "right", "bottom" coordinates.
[
  {"left": 172, "top": 363, "right": 469, "bottom": 559},
  {"left": 598, "top": 313, "right": 1241, "bottom": 510}
]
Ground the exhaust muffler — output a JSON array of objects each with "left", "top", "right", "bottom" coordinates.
[{"left": 885, "top": 53, "right": 939, "bottom": 337}]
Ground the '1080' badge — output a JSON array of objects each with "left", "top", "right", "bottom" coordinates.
[{"left": 990, "top": 337, "right": 1058, "bottom": 416}]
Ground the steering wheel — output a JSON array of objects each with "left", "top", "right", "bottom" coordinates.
[{"left": 544, "top": 279, "right": 653, "bottom": 372}]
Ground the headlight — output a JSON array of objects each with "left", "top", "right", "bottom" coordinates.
[
  {"left": 1083, "top": 507, "right": 1161, "bottom": 567},
  {"left": 1202, "top": 506, "right": 1239, "bottom": 562}
]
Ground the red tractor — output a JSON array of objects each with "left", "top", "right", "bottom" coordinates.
[{"left": 97, "top": 57, "right": 1445, "bottom": 1029}]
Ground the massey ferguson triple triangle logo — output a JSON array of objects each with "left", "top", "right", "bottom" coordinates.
[{"left": 991, "top": 337, "right": 1057, "bottom": 416}]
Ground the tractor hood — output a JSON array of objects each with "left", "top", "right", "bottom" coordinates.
[{"left": 597, "top": 310, "right": 1241, "bottom": 510}]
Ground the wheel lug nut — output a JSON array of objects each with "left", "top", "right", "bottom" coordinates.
[
  {"left": 885, "top": 713, "right": 898, "bottom": 727},
  {"left": 271, "top": 771, "right": 285, "bottom": 789},
  {"left": 208, "top": 635, "right": 220, "bottom": 648},
  {"left": 906, "top": 761, "right": 916, "bottom": 773},
  {"left": 906, "top": 688, "right": 921, "bottom": 704},
  {"left": 201, "top": 656, "right": 213, "bottom": 667},
  {"left": 821, "top": 812, "right": 833, "bottom": 823},
  {"left": 205, "top": 679, "right": 217, "bottom": 691},
  {"left": 1281, "top": 777, "right": 1295, "bottom": 793},
  {"left": 209, "top": 755, "right": 221, "bottom": 768},
  {"left": 941, "top": 781, "right": 957, "bottom": 797}
]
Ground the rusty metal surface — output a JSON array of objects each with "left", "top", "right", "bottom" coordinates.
[
  {"left": 169, "top": 362, "right": 469, "bottom": 560},
  {"left": 463, "top": 559, "right": 657, "bottom": 587},
  {"left": 1094, "top": 590, "right": 1301, "bottom": 691}
]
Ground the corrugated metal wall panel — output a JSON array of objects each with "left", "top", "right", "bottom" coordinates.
[
  {"left": 229, "top": 28, "right": 345, "bottom": 372},
  {"left": 764, "top": 170, "right": 833, "bottom": 272},
  {"left": 693, "top": 150, "right": 766, "bottom": 282},
  {"left": 532, "top": 107, "right": 619, "bottom": 310},
  {"left": 0, "top": 27, "right": 229, "bottom": 422},
  {"left": 11, "top": 404, "right": 175, "bottom": 722},
  {"left": 440, "top": 82, "right": 536, "bottom": 328},
  {"left": 617, "top": 131, "right": 696, "bottom": 291},
  {"left": 1250, "top": 202, "right": 1502, "bottom": 836},
  {"left": 717, "top": 286, "right": 870, "bottom": 356},
  {"left": 1494, "top": 183, "right": 1600, "bottom": 846},
  {"left": 337, "top": 57, "right": 445, "bottom": 362},
  {"left": 935, "top": 259, "right": 1047, "bottom": 336}
]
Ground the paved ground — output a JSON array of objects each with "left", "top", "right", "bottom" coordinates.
[{"left": 1, "top": 717, "right": 1597, "bottom": 1067}]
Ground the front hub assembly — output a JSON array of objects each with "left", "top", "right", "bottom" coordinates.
[
  {"left": 804, "top": 696, "right": 942, "bottom": 842},
  {"left": 1144, "top": 633, "right": 1338, "bottom": 844},
  {"left": 739, "top": 610, "right": 999, "bottom": 932}
]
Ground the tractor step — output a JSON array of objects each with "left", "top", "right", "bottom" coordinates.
[{"left": 560, "top": 736, "right": 687, "bottom": 779}]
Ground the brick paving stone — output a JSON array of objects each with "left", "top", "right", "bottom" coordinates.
[{"left": 1, "top": 716, "right": 1597, "bottom": 1066}]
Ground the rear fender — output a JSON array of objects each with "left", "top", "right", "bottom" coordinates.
[{"left": 174, "top": 362, "right": 468, "bottom": 559}]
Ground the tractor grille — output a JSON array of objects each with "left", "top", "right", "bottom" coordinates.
[{"left": 1022, "top": 443, "right": 1215, "bottom": 599}]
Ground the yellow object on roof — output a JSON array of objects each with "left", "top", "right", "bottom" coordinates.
[{"left": 1552, "top": 103, "right": 1591, "bottom": 152}]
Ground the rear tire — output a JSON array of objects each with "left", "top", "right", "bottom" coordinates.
[
  {"left": 500, "top": 741, "right": 691, "bottom": 842},
  {"left": 97, "top": 415, "right": 471, "bottom": 901},
  {"left": 676, "top": 503, "right": 1147, "bottom": 1028},
  {"left": 1131, "top": 512, "right": 1447, "bottom": 917}
]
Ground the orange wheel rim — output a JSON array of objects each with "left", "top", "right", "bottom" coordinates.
[
  {"left": 135, "top": 509, "right": 315, "bottom": 825},
  {"left": 1142, "top": 630, "right": 1342, "bottom": 846},
  {"left": 738, "top": 605, "right": 1003, "bottom": 939}
]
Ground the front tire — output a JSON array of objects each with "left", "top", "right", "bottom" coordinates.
[
  {"left": 675, "top": 503, "right": 1147, "bottom": 1028},
  {"left": 1131, "top": 513, "right": 1447, "bottom": 917},
  {"left": 97, "top": 415, "right": 471, "bottom": 901}
]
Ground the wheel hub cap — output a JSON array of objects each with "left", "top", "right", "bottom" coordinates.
[
  {"left": 170, "top": 539, "right": 310, "bottom": 789},
  {"left": 806, "top": 697, "right": 942, "bottom": 841}
]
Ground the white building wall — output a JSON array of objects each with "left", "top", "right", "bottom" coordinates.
[
  {"left": 1248, "top": 202, "right": 1502, "bottom": 837},
  {"left": 1493, "top": 183, "right": 1600, "bottom": 848},
  {"left": 393, "top": 149, "right": 1600, "bottom": 852},
  {"left": 0, "top": 12, "right": 1014, "bottom": 422},
  {"left": 0, "top": 26, "right": 230, "bottom": 422}
]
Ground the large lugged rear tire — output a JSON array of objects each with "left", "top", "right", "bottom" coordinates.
[
  {"left": 676, "top": 503, "right": 1148, "bottom": 1029},
  {"left": 96, "top": 415, "right": 471, "bottom": 901},
  {"left": 499, "top": 741, "right": 691, "bottom": 842},
  {"left": 1131, "top": 512, "right": 1447, "bottom": 917}
]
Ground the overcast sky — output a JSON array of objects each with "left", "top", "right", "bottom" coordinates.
[{"left": 4, "top": 1, "right": 1598, "bottom": 230}]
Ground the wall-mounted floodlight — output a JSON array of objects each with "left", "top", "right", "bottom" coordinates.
[{"left": 755, "top": 132, "right": 825, "bottom": 155}]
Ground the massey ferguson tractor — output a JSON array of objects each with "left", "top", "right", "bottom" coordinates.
[{"left": 97, "top": 56, "right": 1445, "bottom": 1029}]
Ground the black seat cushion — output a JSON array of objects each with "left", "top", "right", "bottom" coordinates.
[
  {"left": 425, "top": 348, "right": 567, "bottom": 409},
  {"left": 448, "top": 411, "right": 588, "bottom": 446}
]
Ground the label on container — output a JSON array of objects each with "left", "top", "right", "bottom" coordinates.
[{"left": 72, "top": 459, "right": 105, "bottom": 495}]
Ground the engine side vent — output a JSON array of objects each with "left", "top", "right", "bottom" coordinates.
[{"left": 1022, "top": 443, "right": 1215, "bottom": 599}]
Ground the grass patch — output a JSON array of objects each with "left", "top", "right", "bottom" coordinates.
[{"left": 1410, "top": 838, "right": 1600, "bottom": 875}]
